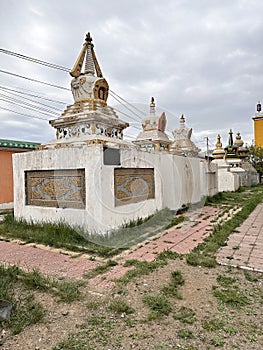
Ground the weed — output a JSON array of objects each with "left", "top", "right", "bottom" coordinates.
[
  {"left": 177, "top": 328, "right": 195, "bottom": 339},
  {"left": 161, "top": 270, "right": 184, "bottom": 298},
  {"left": 143, "top": 293, "right": 171, "bottom": 320},
  {"left": 173, "top": 306, "right": 196, "bottom": 324},
  {"left": 186, "top": 186, "right": 263, "bottom": 267},
  {"left": 210, "top": 337, "right": 224, "bottom": 347},
  {"left": 202, "top": 318, "right": 225, "bottom": 331},
  {"left": 223, "top": 326, "right": 237, "bottom": 335},
  {"left": 186, "top": 252, "right": 217, "bottom": 268},
  {"left": 165, "top": 215, "right": 185, "bottom": 229},
  {"left": 84, "top": 260, "right": 118, "bottom": 279},
  {"left": 117, "top": 259, "right": 167, "bottom": 284},
  {"left": 108, "top": 298, "right": 134, "bottom": 315},
  {"left": 244, "top": 270, "right": 259, "bottom": 282},
  {"left": 125, "top": 318, "right": 137, "bottom": 327},
  {"left": 0, "top": 214, "right": 120, "bottom": 257},
  {"left": 213, "top": 286, "right": 251, "bottom": 308},
  {"left": 52, "top": 332, "right": 93, "bottom": 350},
  {"left": 157, "top": 249, "right": 181, "bottom": 261},
  {"left": 216, "top": 274, "right": 236, "bottom": 287}
]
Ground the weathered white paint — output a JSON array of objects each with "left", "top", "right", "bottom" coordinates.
[{"left": 13, "top": 144, "right": 218, "bottom": 234}]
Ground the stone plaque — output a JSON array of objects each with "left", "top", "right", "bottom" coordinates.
[
  {"left": 26, "top": 169, "right": 86, "bottom": 209},
  {"left": 114, "top": 168, "right": 155, "bottom": 206}
]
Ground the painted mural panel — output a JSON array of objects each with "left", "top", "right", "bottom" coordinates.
[
  {"left": 114, "top": 168, "right": 155, "bottom": 206},
  {"left": 26, "top": 169, "right": 85, "bottom": 209}
]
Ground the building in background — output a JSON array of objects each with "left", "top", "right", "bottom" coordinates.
[
  {"left": 0, "top": 139, "right": 39, "bottom": 209},
  {"left": 253, "top": 101, "right": 263, "bottom": 146}
]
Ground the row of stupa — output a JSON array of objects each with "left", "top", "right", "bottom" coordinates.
[
  {"left": 40, "top": 33, "right": 199, "bottom": 157},
  {"left": 212, "top": 130, "right": 249, "bottom": 163}
]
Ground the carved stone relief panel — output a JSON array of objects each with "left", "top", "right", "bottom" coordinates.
[
  {"left": 114, "top": 168, "right": 155, "bottom": 206},
  {"left": 26, "top": 169, "right": 86, "bottom": 209}
]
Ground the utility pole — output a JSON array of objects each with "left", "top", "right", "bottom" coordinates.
[{"left": 204, "top": 137, "right": 209, "bottom": 158}]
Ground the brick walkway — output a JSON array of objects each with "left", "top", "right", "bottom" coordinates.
[
  {"left": 0, "top": 203, "right": 262, "bottom": 290},
  {"left": 217, "top": 202, "right": 263, "bottom": 273}
]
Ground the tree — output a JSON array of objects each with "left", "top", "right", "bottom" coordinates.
[{"left": 249, "top": 145, "right": 263, "bottom": 179}]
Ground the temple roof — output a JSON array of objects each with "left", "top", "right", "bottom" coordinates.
[{"left": 0, "top": 138, "right": 40, "bottom": 150}]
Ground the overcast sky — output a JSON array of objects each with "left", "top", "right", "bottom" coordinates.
[{"left": 0, "top": 0, "right": 262, "bottom": 151}]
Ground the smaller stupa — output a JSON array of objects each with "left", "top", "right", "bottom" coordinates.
[
  {"left": 212, "top": 134, "right": 226, "bottom": 159},
  {"left": 234, "top": 132, "right": 249, "bottom": 160},
  {"left": 224, "top": 129, "right": 240, "bottom": 165},
  {"left": 170, "top": 115, "right": 200, "bottom": 157},
  {"left": 134, "top": 97, "right": 171, "bottom": 151}
]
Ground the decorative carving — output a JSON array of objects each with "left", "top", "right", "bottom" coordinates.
[
  {"left": 26, "top": 169, "right": 86, "bottom": 209},
  {"left": 114, "top": 168, "right": 155, "bottom": 206}
]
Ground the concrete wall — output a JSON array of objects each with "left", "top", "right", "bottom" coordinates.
[{"left": 13, "top": 144, "right": 218, "bottom": 234}]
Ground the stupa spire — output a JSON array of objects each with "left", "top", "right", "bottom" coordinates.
[
  {"left": 150, "top": 97, "right": 155, "bottom": 114},
  {"left": 228, "top": 129, "right": 234, "bottom": 146},
  {"left": 70, "top": 32, "right": 103, "bottom": 78},
  {"left": 84, "top": 33, "right": 95, "bottom": 75}
]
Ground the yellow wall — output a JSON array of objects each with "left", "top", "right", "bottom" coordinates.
[{"left": 254, "top": 118, "right": 263, "bottom": 147}]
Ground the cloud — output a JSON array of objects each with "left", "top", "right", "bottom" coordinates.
[{"left": 0, "top": 0, "right": 262, "bottom": 147}]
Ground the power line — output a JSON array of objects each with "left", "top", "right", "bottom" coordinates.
[
  {"left": 0, "top": 49, "right": 145, "bottom": 121},
  {"left": 0, "top": 93, "right": 60, "bottom": 116},
  {"left": 0, "top": 90, "right": 62, "bottom": 112},
  {"left": 0, "top": 96, "right": 58, "bottom": 117},
  {"left": 0, "top": 105, "right": 49, "bottom": 121},
  {"left": 0, "top": 85, "right": 67, "bottom": 105},
  {"left": 0, "top": 69, "right": 70, "bottom": 91},
  {"left": 109, "top": 89, "right": 145, "bottom": 115},
  {"left": 0, "top": 48, "right": 70, "bottom": 72}
]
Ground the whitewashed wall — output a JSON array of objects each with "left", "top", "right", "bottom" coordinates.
[{"left": 13, "top": 144, "right": 218, "bottom": 234}]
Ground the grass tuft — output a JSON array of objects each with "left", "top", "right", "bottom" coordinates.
[{"left": 143, "top": 293, "right": 172, "bottom": 320}]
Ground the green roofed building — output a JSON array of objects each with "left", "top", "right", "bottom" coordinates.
[{"left": 0, "top": 138, "right": 40, "bottom": 208}]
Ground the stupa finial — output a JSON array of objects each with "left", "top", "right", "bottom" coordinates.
[
  {"left": 216, "top": 134, "right": 222, "bottom": 149},
  {"left": 228, "top": 129, "right": 233, "bottom": 146},
  {"left": 150, "top": 97, "right": 155, "bottom": 114}
]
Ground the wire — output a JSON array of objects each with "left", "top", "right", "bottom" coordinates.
[
  {"left": 0, "top": 97, "right": 58, "bottom": 117},
  {"left": 0, "top": 85, "right": 67, "bottom": 105},
  {"left": 0, "top": 48, "right": 70, "bottom": 72},
  {"left": 110, "top": 92, "right": 142, "bottom": 122},
  {"left": 0, "top": 93, "right": 60, "bottom": 116},
  {"left": 0, "top": 105, "right": 49, "bottom": 121},
  {"left": 0, "top": 69, "right": 71, "bottom": 91},
  {"left": 0, "top": 48, "right": 156, "bottom": 126},
  {"left": 0, "top": 90, "right": 62, "bottom": 112},
  {"left": 109, "top": 89, "right": 145, "bottom": 115}
]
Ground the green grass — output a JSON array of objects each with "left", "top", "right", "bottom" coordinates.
[
  {"left": 0, "top": 213, "right": 120, "bottom": 257},
  {"left": 202, "top": 318, "right": 225, "bottom": 331},
  {"left": 117, "top": 259, "right": 167, "bottom": 284},
  {"left": 216, "top": 274, "right": 237, "bottom": 287},
  {"left": 213, "top": 285, "right": 251, "bottom": 308},
  {"left": 143, "top": 293, "right": 172, "bottom": 320},
  {"left": 177, "top": 328, "right": 195, "bottom": 339},
  {"left": 0, "top": 265, "right": 46, "bottom": 335},
  {"left": 161, "top": 270, "right": 184, "bottom": 298},
  {"left": 186, "top": 186, "right": 263, "bottom": 268},
  {"left": 108, "top": 297, "right": 134, "bottom": 315},
  {"left": 173, "top": 306, "right": 196, "bottom": 324},
  {"left": 84, "top": 259, "right": 118, "bottom": 279},
  {"left": 0, "top": 264, "right": 81, "bottom": 304},
  {"left": 165, "top": 215, "right": 185, "bottom": 229},
  {"left": 244, "top": 270, "right": 259, "bottom": 282}
]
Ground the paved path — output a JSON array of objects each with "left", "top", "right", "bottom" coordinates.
[
  {"left": 0, "top": 203, "right": 262, "bottom": 290},
  {"left": 217, "top": 202, "right": 263, "bottom": 272}
]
